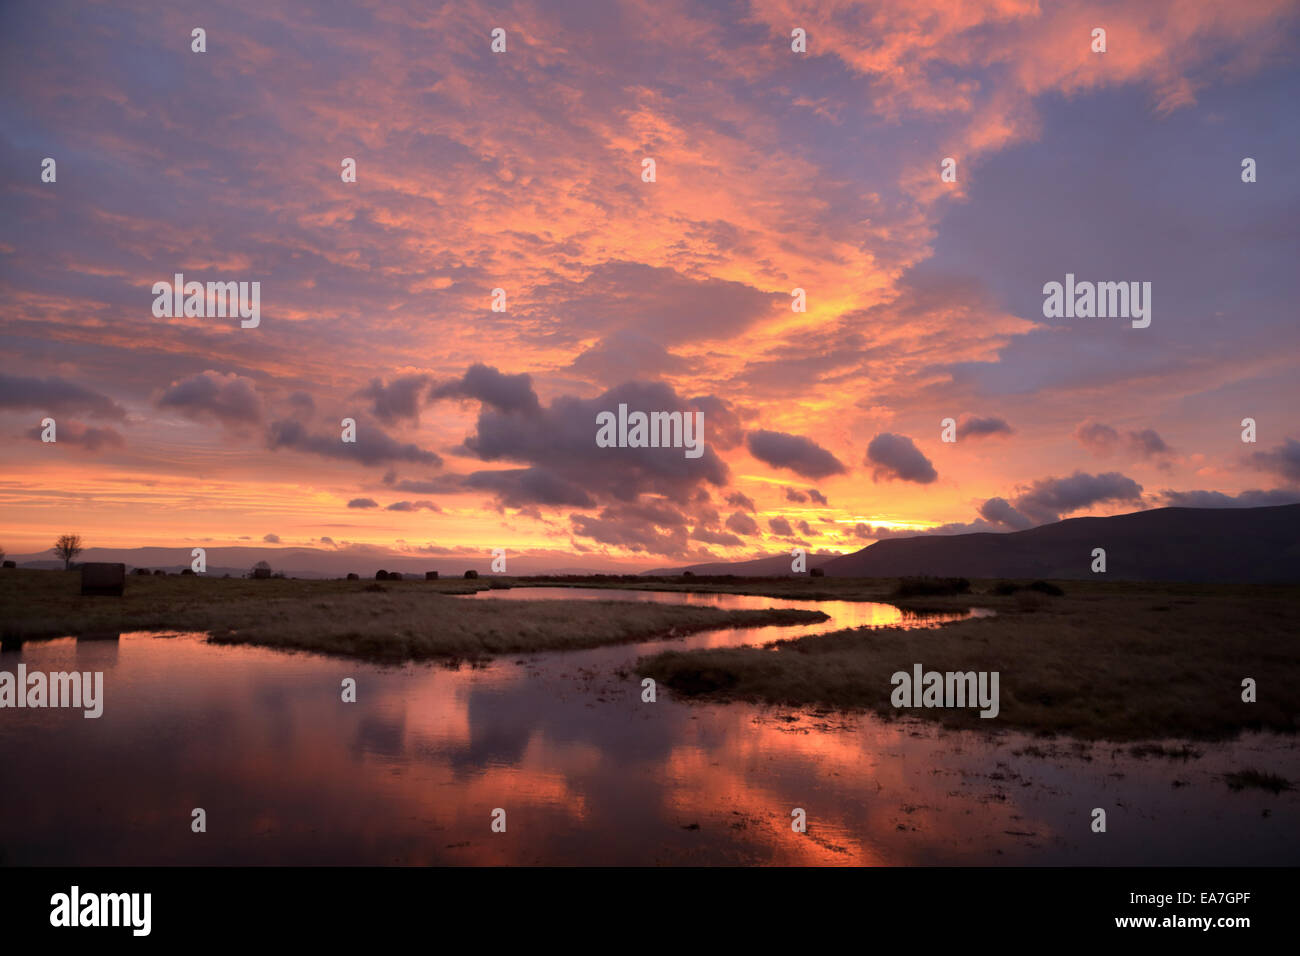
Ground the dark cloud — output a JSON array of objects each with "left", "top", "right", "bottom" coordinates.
[
  {"left": 691, "top": 526, "right": 743, "bottom": 547},
  {"left": 1075, "top": 421, "right": 1173, "bottom": 460},
  {"left": 464, "top": 468, "right": 595, "bottom": 508},
  {"left": 1009, "top": 471, "right": 1144, "bottom": 525},
  {"left": 461, "top": 376, "right": 728, "bottom": 507},
  {"left": 1250, "top": 438, "right": 1300, "bottom": 484},
  {"left": 796, "top": 519, "right": 818, "bottom": 536},
  {"left": 568, "top": 504, "right": 691, "bottom": 556},
  {"left": 978, "top": 496, "right": 1034, "bottom": 530},
  {"left": 0, "top": 373, "right": 127, "bottom": 420},
  {"left": 725, "top": 491, "right": 756, "bottom": 512},
  {"left": 783, "top": 487, "right": 808, "bottom": 503},
  {"left": 430, "top": 363, "right": 540, "bottom": 415},
  {"left": 746, "top": 430, "right": 847, "bottom": 480},
  {"left": 263, "top": 533, "right": 280, "bottom": 543},
  {"left": 806, "top": 488, "right": 828, "bottom": 505},
  {"left": 768, "top": 516, "right": 793, "bottom": 536},
  {"left": 347, "top": 498, "right": 379, "bottom": 509},
  {"left": 865, "top": 433, "right": 938, "bottom": 484},
  {"left": 23, "top": 420, "right": 124, "bottom": 451},
  {"left": 1157, "top": 488, "right": 1300, "bottom": 508},
  {"left": 355, "top": 374, "right": 430, "bottom": 423},
  {"left": 957, "top": 415, "right": 1013, "bottom": 439},
  {"left": 156, "top": 370, "right": 262, "bottom": 426},
  {"left": 1128, "top": 428, "right": 1172, "bottom": 458},
  {"left": 725, "top": 511, "right": 759, "bottom": 535},
  {"left": 267, "top": 418, "right": 443, "bottom": 467},
  {"left": 287, "top": 391, "right": 316, "bottom": 417},
  {"left": 1074, "top": 420, "right": 1120, "bottom": 455},
  {"left": 385, "top": 500, "right": 440, "bottom": 512}
]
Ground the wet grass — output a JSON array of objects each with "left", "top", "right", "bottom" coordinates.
[
  {"left": 1224, "top": 770, "right": 1293, "bottom": 793},
  {"left": 0, "top": 569, "right": 826, "bottom": 662},
  {"left": 638, "top": 581, "right": 1300, "bottom": 741}
]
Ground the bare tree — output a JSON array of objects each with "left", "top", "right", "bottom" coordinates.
[{"left": 54, "top": 534, "right": 83, "bottom": 570}]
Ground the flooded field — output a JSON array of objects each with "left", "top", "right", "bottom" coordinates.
[{"left": 1, "top": 588, "right": 1295, "bottom": 865}]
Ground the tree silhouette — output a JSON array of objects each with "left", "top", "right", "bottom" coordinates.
[{"left": 54, "top": 534, "right": 83, "bottom": 570}]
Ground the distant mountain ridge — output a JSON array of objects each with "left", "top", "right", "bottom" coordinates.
[
  {"left": 820, "top": 504, "right": 1300, "bottom": 582},
  {"left": 643, "top": 552, "right": 839, "bottom": 577},
  {"left": 2, "top": 546, "right": 617, "bottom": 579}
]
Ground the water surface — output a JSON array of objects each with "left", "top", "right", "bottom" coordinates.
[{"left": 1, "top": 588, "right": 1295, "bottom": 865}]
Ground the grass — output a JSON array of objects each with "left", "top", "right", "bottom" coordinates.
[
  {"left": 1223, "top": 770, "right": 1293, "bottom": 793},
  {"left": 637, "top": 580, "right": 1300, "bottom": 741},
  {"left": 0, "top": 569, "right": 826, "bottom": 662}
]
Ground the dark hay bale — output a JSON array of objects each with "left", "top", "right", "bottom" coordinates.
[
  {"left": 251, "top": 567, "right": 272, "bottom": 580},
  {"left": 1, "top": 560, "right": 15, "bottom": 569},
  {"left": 346, "top": 573, "right": 359, "bottom": 581},
  {"left": 810, "top": 567, "right": 825, "bottom": 577},
  {"left": 153, "top": 569, "right": 166, "bottom": 576},
  {"left": 389, "top": 572, "right": 404, "bottom": 581},
  {"left": 425, "top": 571, "right": 439, "bottom": 580},
  {"left": 375, "top": 570, "right": 390, "bottom": 580},
  {"left": 464, "top": 569, "right": 479, "bottom": 579},
  {"left": 132, "top": 567, "right": 150, "bottom": 575},
  {"left": 80, "top": 562, "right": 125, "bottom": 597},
  {"left": 181, "top": 568, "right": 195, "bottom": 576}
]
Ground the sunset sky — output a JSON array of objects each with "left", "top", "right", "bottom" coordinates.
[{"left": 2, "top": 0, "right": 1298, "bottom": 570}]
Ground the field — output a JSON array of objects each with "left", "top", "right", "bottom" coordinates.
[
  {"left": 637, "top": 579, "right": 1300, "bottom": 740},
  {"left": 0, "top": 569, "right": 825, "bottom": 662}
]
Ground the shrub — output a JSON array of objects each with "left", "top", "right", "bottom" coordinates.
[{"left": 894, "top": 576, "right": 970, "bottom": 597}]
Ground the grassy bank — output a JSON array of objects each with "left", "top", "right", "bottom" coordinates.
[
  {"left": 638, "top": 581, "right": 1300, "bottom": 741},
  {"left": 0, "top": 569, "right": 825, "bottom": 662}
]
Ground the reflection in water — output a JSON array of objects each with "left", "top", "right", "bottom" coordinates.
[{"left": 0, "top": 588, "right": 1295, "bottom": 865}]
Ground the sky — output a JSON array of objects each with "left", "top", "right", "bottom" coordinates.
[{"left": 1, "top": 0, "right": 1298, "bottom": 571}]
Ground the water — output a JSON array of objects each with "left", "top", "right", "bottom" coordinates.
[{"left": 1, "top": 588, "right": 1296, "bottom": 865}]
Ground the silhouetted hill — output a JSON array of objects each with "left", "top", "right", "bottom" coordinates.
[
  {"left": 643, "top": 552, "right": 838, "bottom": 577},
  {"left": 820, "top": 504, "right": 1300, "bottom": 582}
]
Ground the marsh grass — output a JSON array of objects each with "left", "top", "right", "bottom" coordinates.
[
  {"left": 1223, "top": 770, "right": 1293, "bottom": 793},
  {"left": 638, "top": 582, "right": 1300, "bottom": 741},
  {"left": 0, "top": 569, "right": 825, "bottom": 661}
]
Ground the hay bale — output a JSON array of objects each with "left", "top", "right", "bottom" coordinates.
[
  {"left": 375, "top": 570, "right": 390, "bottom": 580},
  {"left": 132, "top": 567, "right": 150, "bottom": 575},
  {"left": 810, "top": 567, "right": 825, "bottom": 577},
  {"left": 2, "top": 560, "right": 16, "bottom": 569},
  {"left": 181, "top": 568, "right": 195, "bottom": 576},
  {"left": 80, "top": 562, "right": 125, "bottom": 597},
  {"left": 390, "top": 572, "right": 404, "bottom": 581},
  {"left": 251, "top": 567, "right": 272, "bottom": 580},
  {"left": 346, "top": 572, "right": 359, "bottom": 581},
  {"left": 153, "top": 569, "right": 166, "bottom": 576},
  {"left": 464, "top": 569, "right": 479, "bottom": 579},
  {"left": 425, "top": 571, "right": 439, "bottom": 580}
]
